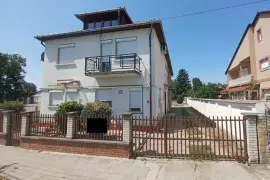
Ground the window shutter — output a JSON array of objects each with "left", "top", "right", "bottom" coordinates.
[
  {"left": 130, "top": 90, "right": 142, "bottom": 112},
  {"left": 58, "top": 44, "right": 76, "bottom": 64}
]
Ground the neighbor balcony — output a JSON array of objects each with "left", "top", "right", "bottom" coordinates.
[
  {"left": 228, "top": 74, "right": 252, "bottom": 87},
  {"left": 85, "top": 53, "right": 142, "bottom": 77}
]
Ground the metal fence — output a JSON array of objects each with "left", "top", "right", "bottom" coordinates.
[
  {"left": 29, "top": 114, "right": 67, "bottom": 138},
  {"left": 133, "top": 116, "right": 248, "bottom": 163},
  {"left": 0, "top": 111, "right": 3, "bottom": 133},
  {"left": 74, "top": 115, "right": 123, "bottom": 141}
]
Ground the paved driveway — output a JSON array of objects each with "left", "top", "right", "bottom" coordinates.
[{"left": 0, "top": 146, "right": 270, "bottom": 180}]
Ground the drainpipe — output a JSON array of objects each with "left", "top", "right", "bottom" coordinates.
[
  {"left": 149, "top": 24, "right": 153, "bottom": 119},
  {"left": 41, "top": 41, "right": 45, "bottom": 47}
]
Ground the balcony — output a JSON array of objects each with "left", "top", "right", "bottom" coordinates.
[
  {"left": 85, "top": 53, "right": 142, "bottom": 77},
  {"left": 228, "top": 74, "right": 252, "bottom": 87}
]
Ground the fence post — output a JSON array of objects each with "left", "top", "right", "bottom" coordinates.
[
  {"left": 21, "top": 112, "right": 32, "bottom": 136},
  {"left": 242, "top": 112, "right": 269, "bottom": 164},
  {"left": 66, "top": 112, "right": 79, "bottom": 139},
  {"left": 2, "top": 110, "right": 15, "bottom": 146},
  {"left": 121, "top": 112, "right": 133, "bottom": 158}
]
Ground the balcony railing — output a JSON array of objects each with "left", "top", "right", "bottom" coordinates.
[
  {"left": 85, "top": 53, "right": 141, "bottom": 75},
  {"left": 228, "top": 74, "right": 252, "bottom": 87}
]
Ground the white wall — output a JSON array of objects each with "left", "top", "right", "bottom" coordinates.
[
  {"left": 152, "top": 30, "right": 169, "bottom": 116},
  {"left": 187, "top": 98, "right": 266, "bottom": 138},
  {"left": 40, "top": 28, "right": 159, "bottom": 116}
]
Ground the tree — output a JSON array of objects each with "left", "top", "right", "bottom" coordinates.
[
  {"left": 192, "top": 78, "right": 203, "bottom": 92},
  {"left": 174, "top": 69, "right": 191, "bottom": 96},
  {"left": 0, "top": 53, "right": 31, "bottom": 102},
  {"left": 22, "top": 81, "right": 37, "bottom": 97}
]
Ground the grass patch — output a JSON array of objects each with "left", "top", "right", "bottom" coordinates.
[{"left": 0, "top": 176, "right": 10, "bottom": 180}]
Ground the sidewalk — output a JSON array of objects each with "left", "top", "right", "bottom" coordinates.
[{"left": 0, "top": 145, "right": 270, "bottom": 180}]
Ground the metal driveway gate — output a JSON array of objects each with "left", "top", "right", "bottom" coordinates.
[
  {"left": 133, "top": 116, "right": 248, "bottom": 163},
  {"left": 7, "top": 114, "right": 21, "bottom": 146}
]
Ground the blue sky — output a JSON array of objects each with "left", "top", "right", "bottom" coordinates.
[{"left": 1, "top": 0, "right": 270, "bottom": 88}]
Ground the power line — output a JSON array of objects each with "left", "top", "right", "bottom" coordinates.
[{"left": 161, "top": 0, "right": 269, "bottom": 20}]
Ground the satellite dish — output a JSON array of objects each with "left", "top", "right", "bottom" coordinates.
[{"left": 41, "top": 52, "right": 44, "bottom": 61}]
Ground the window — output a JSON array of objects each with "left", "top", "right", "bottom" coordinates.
[
  {"left": 104, "top": 21, "right": 111, "bottom": 27},
  {"left": 50, "top": 91, "right": 78, "bottom": 106},
  {"left": 66, "top": 92, "right": 78, "bottom": 101},
  {"left": 88, "top": 22, "right": 95, "bottom": 29},
  {"left": 95, "top": 21, "right": 101, "bottom": 28},
  {"left": 50, "top": 92, "right": 64, "bottom": 106},
  {"left": 111, "top": 20, "right": 118, "bottom": 26},
  {"left": 260, "top": 58, "right": 269, "bottom": 71},
  {"left": 58, "top": 44, "right": 76, "bottom": 64},
  {"left": 257, "top": 29, "right": 262, "bottom": 42},
  {"left": 130, "top": 90, "right": 142, "bottom": 112}
]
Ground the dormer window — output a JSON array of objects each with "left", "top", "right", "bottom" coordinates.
[{"left": 76, "top": 8, "right": 132, "bottom": 30}]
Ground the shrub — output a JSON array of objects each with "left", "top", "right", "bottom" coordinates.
[
  {"left": 176, "top": 94, "right": 184, "bottom": 104},
  {"left": 81, "top": 102, "right": 112, "bottom": 117},
  {"left": 55, "top": 101, "right": 84, "bottom": 115},
  {"left": 0, "top": 101, "right": 24, "bottom": 112}
]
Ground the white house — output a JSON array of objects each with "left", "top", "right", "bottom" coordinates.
[{"left": 35, "top": 7, "right": 173, "bottom": 116}]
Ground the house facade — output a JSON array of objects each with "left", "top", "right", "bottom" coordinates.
[
  {"left": 224, "top": 11, "right": 270, "bottom": 100},
  {"left": 35, "top": 7, "right": 173, "bottom": 116}
]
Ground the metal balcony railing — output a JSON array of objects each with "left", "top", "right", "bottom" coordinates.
[{"left": 85, "top": 53, "right": 141, "bottom": 74}]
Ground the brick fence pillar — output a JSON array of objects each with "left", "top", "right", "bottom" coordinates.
[
  {"left": 21, "top": 112, "right": 32, "bottom": 136},
  {"left": 121, "top": 112, "right": 133, "bottom": 158},
  {"left": 242, "top": 112, "right": 268, "bottom": 164},
  {"left": 66, "top": 112, "right": 79, "bottom": 139}
]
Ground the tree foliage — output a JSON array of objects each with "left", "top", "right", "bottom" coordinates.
[
  {"left": 173, "top": 69, "right": 191, "bottom": 100},
  {"left": 0, "top": 53, "right": 37, "bottom": 102},
  {"left": 172, "top": 70, "right": 226, "bottom": 101}
]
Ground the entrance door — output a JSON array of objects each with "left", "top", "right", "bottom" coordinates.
[{"left": 101, "top": 41, "right": 113, "bottom": 72}]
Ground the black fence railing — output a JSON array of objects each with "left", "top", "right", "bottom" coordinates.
[{"left": 85, "top": 53, "right": 141, "bottom": 74}]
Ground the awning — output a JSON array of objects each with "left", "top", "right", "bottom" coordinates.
[{"left": 221, "top": 85, "right": 250, "bottom": 93}]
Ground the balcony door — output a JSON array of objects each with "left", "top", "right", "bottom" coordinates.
[
  {"left": 101, "top": 40, "right": 113, "bottom": 72},
  {"left": 116, "top": 37, "right": 137, "bottom": 68}
]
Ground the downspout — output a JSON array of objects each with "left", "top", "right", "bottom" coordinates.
[
  {"left": 41, "top": 41, "right": 45, "bottom": 47},
  {"left": 149, "top": 24, "right": 153, "bottom": 118}
]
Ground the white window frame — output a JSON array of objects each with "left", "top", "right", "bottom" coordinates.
[
  {"left": 129, "top": 88, "right": 142, "bottom": 113},
  {"left": 49, "top": 90, "right": 78, "bottom": 107},
  {"left": 57, "top": 44, "right": 76, "bottom": 65},
  {"left": 260, "top": 58, "right": 269, "bottom": 71},
  {"left": 49, "top": 91, "right": 64, "bottom": 106}
]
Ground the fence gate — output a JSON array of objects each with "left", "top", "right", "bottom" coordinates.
[
  {"left": 133, "top": 116, "right": 248, "bottom": 163},
  {"left": 7, "top": 114, "right": 21, "bottom": 146}
]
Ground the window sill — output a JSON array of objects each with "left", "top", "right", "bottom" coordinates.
[
  {"left": 261, "top": 68, "right": 269, "bottom": 72},
  {"left": 129, "top": 111, "right": 143, "bottom": 114},
  {"left": 48, "top": 106, "right": 58, "bottom": 108},
  {"left": 55, "top": 63, "right": 76, "bottom": 67}
]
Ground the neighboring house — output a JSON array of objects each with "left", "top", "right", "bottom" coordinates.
[
  {"left": 35, "top": 7, "right": 173, "bottom": 116},
  {"left": 223, "top": 11, "right": 270, "bottom": 100}
]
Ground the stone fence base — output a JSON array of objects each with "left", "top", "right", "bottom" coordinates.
[
  {"left": 20, "top": 136, "right": 131, "bottom": 158},
  {"left": 0, "top": 133, "right": 6, "bottom": 145}
]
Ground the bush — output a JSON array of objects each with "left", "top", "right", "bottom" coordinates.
[
  {"left": 176, "top": 94, "right": 184, "bottom": 104},
  {"left": 55, "top": 101, "right": 84, "bottom": 115},
  {"left": 81, "top": 102, "right": 112, "bottom": 117},
  {"left": 0, "top": 101, "right": 24, "bottom": 112}
]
